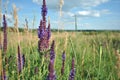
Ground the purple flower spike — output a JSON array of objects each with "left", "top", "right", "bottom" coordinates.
[
  {"left": 3, "top": 14, "right": 7, "bottom": 54},
  {"left": 69, "top": 58, "right": 75, "bottom": 80},
  {"left": 62, "top": 51, "right": 66, "bottom": 61},
  {"left": 18, "top": 45, "right": 22, "bottom": 73},
  {"left": 3, "top": 14, "right": 8, "bottom": 64},
  {"left": 38, "top": 0, "right": 51, "bottom": 52},
  {"left": 42, "top": 0, "right": 47, "bottom": 20},
  {"left": 47, "top": 59, "right": 56, "bottom": 80},
  {"left": 22, "top": 54, "right": 25, "bottom": 67},
  {"left": 17, "top": 45, "right": 24, "bottom": 74},
  {"left": 69, "top": 69, "right": 75, "bottom": 80},
  {"left": 47, "top": 23, "right": 51, "bottom": 40},
  {"left": 38, "top": 29, "right": 45, "bottom": 39},
  {"left": 38, "top": 20, "right": 44, "bottom": 38},
  {"left": 50, "top": 40, "right": 55, "bottom": 61},
  {"left": 47, "top": 40, "right": 56, "bottom": 80}
]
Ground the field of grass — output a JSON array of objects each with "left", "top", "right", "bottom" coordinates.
[{"left": 0, "top": 31, "right": 120, "bottom": 80}]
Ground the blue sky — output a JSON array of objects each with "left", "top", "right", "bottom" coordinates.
[{"left": 1, "top": 0, "right": 120, "bottom": 30}]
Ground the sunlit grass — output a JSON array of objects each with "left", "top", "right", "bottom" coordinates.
[{"left": 0, "top": 31, "right": 120, "bottom": 80}]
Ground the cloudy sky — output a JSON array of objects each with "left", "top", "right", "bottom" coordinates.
[{"left": 1, "top": 0, "right": 120, "bottom": 30}]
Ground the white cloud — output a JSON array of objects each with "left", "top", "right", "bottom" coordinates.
[
  {"left": 32, "top": 0, "right": 41, "bottom": 4},
  {"left": 65, "top": 9, "right": 110, "bottom": 18},
  {"left": 78, "top": 11, "right": 91, "bottom": 16},
  {"left": 66, "top": 12, "right": 74, "bottom": 17},
  {"left": 80, "top": 0, "right": 109, "bottom": 7}
]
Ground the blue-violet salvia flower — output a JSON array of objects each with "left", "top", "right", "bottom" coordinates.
[
  {"left": 17, "top": 45, "right": 24, "bottom": 74},
  {"left": 62, "top": 51, "right": 66, "bottom": 61},
  {"left": 3, "top": 14, "right": 7, "bottom": 54},
  {"left": 47, "top": 59, "right": 56, "bottom": 80},
  {"left": 69, "top": 58, "right": 75, "bottom": 80},
  {"left": 42, "top": 0, "right": 47, "bottom": 18},
  {"left": 47, "top": 23, "right": 51, "bottom": 40},
  {"left": 50, "top": 40, "right": 55, "bottom": 61}
]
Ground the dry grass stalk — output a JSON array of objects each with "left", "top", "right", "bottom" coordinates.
[
  {"left": 12, "top": 4, "right": 20, "bottom": 45},
  {"left": 24, "top": 18, "right": 30, "bottom": 44},
  {"left": 12, "top": 4, "right": 19, "bottom": 32},
  {"left": 57, "top": 0, "right": 64, "bottom": 34},
  {"left": 64, "top": 32, "right": 68, "bottom": 50},
  {"left": 59, "top": 0, "right": 64, "bottom": 17},
  {"left": 24, "top": 18, "right": 28, "bottom": 33},
  {"left": 81, "top": 48, "right": 86, "bottom": 67}
]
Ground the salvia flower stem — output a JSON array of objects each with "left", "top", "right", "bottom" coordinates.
[
  {"left": 2, "top": 15, "right": 8, "bottom": 80},
  {"left": 47, "top": 59, "right": 56, "bottom": 80},
  {"left": 17, "top": 45, "right": 25, "bottom": 75},
  {"left": 3, "top": 15, "right": 7, "bottom": 65},
  {"left": 47, "top": 40, "right": 56, "bottom": 80},
  {"left": 69, "top": 58, "right": 75, "bottom": 80}
]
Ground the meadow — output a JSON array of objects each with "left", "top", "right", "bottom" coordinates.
[
  {"left": 0, "top": 0, "right": 120, "bottom": 79},
  {"left": 0, "top": 30, "right": 120, "bottom": 80}
]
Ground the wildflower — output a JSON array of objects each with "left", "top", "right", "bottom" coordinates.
[
  {"left": 61, "top": 51, "right": 65, "bottom": 75},
  {"left": 41, "top": 0, "right": 47, "bottom": 21},
  {"left": 50, "top": 40, "right": 55, "bottom": 61},
  {"left": 38, "top": 0, "right": 51, "bottom": 52},
  {"left": 38, "top": 36, "right": 48, "bottom": 51},
  {"left": 22, "top": 54, "right": 25, "bottom": 67},
  {"left": 38, "top": 28, "right": 45, "bottom": 39},
  {"left": 38, "top": 20, "right": 45, "bottom": 39},
  {"left": 69, "top": 58, "right": 75, "bottom": 80},
  {"left": 3, "top": 15, "right": 7, "bottom": 54},
  {"left": 17, "top": 45, "right": 24, "bottom": 74},
  {"left": 47, "top": 22, "right": 51, "bottom": 40},
  {"left": 3, "top": 14, "right": 8, "bottom": 65},
  {"left": 47, "top": 40, "right": 56, "bottom": 80},
  {"left": 47, "top": 59, "right": 56, "bottom": 80},
  {"left": 62, "top": 51, "right": 65, "bottom": 61}
]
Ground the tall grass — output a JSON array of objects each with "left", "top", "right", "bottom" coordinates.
[
  {"left": 115, "top": 50, "right": 120, "bottom": 79},
  {"left": 0, "top": 31, "right": 119, "bottom": 79}
]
